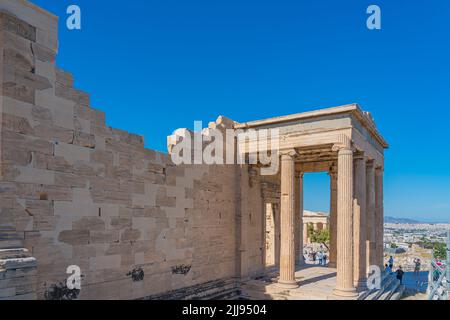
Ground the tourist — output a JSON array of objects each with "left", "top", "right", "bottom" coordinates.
[
  {"left": 388, "top": 256, "right": 394, "bottom": 269},
  {"left": 312, "top": 251, "right": 317, "bottom": 263},
  {"left": 317, "top": 251, "right": 323, "bottom": 266},
  {"left": 433, "top": 268, "right": 440, "bottom": 282},
  {"left": 413, "top": 258, "right": 421, "bottom": 284},
  {"left": 384, "top": 264, "right": 391, "bottom": 274},
  {"left": 395, "top": 266, "right": 404, "bottom": 285},
  {"left": 322, "top": 252, "right": 327, "bottom": 266}
]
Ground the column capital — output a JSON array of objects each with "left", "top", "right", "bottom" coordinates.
[
  {"left": 332, "top": 134, "right": 353, "bottom": 152},
  {"left": 354, "top": 153, "right": 367, "bottom": 161},
  {"left": 375, "top": 166, "right": 384, "bottom": 175},
  {"left": 279, "top": 148, "right": 297, "bottom": 159},
  {"left": 295, "top": 171, "right": 304, "bottom": 179}
]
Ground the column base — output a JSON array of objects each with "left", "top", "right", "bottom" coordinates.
[
  {"left": 277, "top": 280, "right": 299, "bottom": 289},
  {"left": 333, "top": 287, "right": 359, "bottom": 298},
  {"left": 295, "top": 259, "right": 305, "bottom": 267},
  {"left": 354, "top": 280, "right": 367, "bottom": 292}
]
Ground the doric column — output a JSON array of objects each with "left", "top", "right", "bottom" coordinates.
[
  {"left": 353, "top": 155, "right": 367, "bottom": 289},
  {"left": 366, "top": 161, "right": 376, "bottom": 273},
  {"left": 278, "top": 150, "right": 298, "bottom": 288},
  {"left": 295, "top": 172, "right": 304, "bottom": 266},
  {"left": 375, "top": 167, "right": 384, "bottom": 268},
  {"left": 329, "top": 170, "right": 338, "bottom": 268},
  {"left": 333, "top": 146, "right": 358, "bottom": 297}
]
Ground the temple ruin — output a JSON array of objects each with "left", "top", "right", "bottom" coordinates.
[{"left": 0, "top": 1, "right": 390, "bottom": 300}]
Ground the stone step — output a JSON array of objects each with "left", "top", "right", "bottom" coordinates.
[
  {"left": 379, "top": 277, "right": 400, "bottom": 300},
  {"left": 358, "top": 271, "right": 391, "bottom": 300},
  {"left": 0, "top": 230, "right": 21, "bottom": 240},
  {"left": 0, "top": 248, "right": 30, "bottom": 260},
  {"left": 0, "top": 240, "right": 23, "bottom": 250},
  {"left": 390, "top": 285, "right": 405, "bottom": 300},
  {"left": 0, "top": 257, "right": 37, "bottom": 270},
  {"left": 363, "top": 274, "right": 396, "bottom": 300}
]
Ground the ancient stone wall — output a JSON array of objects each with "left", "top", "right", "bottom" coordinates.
[{"left": 0, "top": 0, "right": 267, "bottom": 300}]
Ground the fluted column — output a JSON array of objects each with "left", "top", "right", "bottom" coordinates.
[
  {"left": 329, "top": 170, "right": 338, "bottom": 268},
  {"left": 303, "top": 223, "right": 308, "bottom": 245},
  {"left": 366, "top": 161, "right": 376, "bottom": 273},
  {"left": 295, "top": 172, "right": 304, "bottom": 266},
  {"left": 353, "top": 155, "right": 367, "bottom": 289},
  {"left": 278, "top": 150, "right": 298, "bottom": 288},
  {"left": 375, "top": 167, "right": 384, "bottom": 268},
  {"left": 333, "top": 147, "right": 358, "bottom": 297}
]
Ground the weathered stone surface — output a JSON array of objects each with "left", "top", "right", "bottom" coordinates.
[
  {"left": 55, "top": 82, "right": 90, "bottom": 105},
  {"left": 0, "top": 12, "right": 36, "bottom": 41},
  {"left": 58, "top": 230, "right": 89, "bottom": 245}
]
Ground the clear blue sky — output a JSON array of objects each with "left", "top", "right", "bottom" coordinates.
[{"left": 33, "top": 0, "right": 450, "bottom": 222}]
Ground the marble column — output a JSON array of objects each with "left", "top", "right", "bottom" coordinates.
[
  {"left": 328, "top": 171, "right": 338, "bottom": 268},
  {"left": 375, "top": 167, "right": 384, "bottom": 268},
  {"left": 295, "top": 172, "right": 304, "bottom": 266},
  {"left": 303, "top": 223, "right": 308, "bottom": 245},
  {"left": 278, "top": 151, "right": 298, "bottom": 288},
  {"left": 366, "top": 161, "right": 376, "bottom": 273},
  {"left": 353, "top": 155, "right": 367, "bottom": 289},
  {"left": 333, "top": 147, "right": 358, "bottom": 297}
]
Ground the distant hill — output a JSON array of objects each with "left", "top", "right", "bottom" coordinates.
[{"left": 384, "top": 216, "right": 421, "bottom": 224}]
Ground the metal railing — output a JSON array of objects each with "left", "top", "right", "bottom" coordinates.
[{"left": 427, "top": 230, "right": 449, "bottom": 300}]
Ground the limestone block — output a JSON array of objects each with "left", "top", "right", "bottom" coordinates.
[
  {"left": 31, "top": 42, "right": 55, "bottom": 63},
  {"left": 58, "top": 230, "right": 89, "bottom": 246},
  {"left": 72, "top": 217, "right": 105, "bottom": 231},
  {"left": 74, "top": 117, "right": 91, "bottom": 134},
  {"left": 3, "top": 47, "right": 34, "bottom": 72},
  {"left": 120, "top": 228, "right": 141, "bottom": 242},
  {"left": 3, "top": 65, "right": 52, "bottom": 91},
  {"left": 89, "top": 255, "right": 121, "bottom": 271},
  {"left": 31, "top": 105, "right": 52, "bottom": 125},
  {"left": 110, "top": 217, "right": 132, "bottom": 230},
  {"left": 132, "top": 217, "right": 156, "bottom": 241},
  {"left": 2, "top": 79, "right": 34, "bottom": 104},
  {"left": 55, "top": 82, "right": 89, "bottom": 105},
  {"left": 2, "top": 113, "right": 34, "bottom": 135},
  {"left": 156, "top": 187, "right": 176, "bottom": 208},
  {"left": 55, "top": 68, "right": 73, "bottom": 87},
  {"left": 34, "top": 59, "right": 55, "bottom": 84},
  {"left": 54, "top": 172, "right": 86, "bottom": 188},
  {"left": 90, "top": 150, "right": 114, "bottom": 166},
  {"left": 33, "top": 124, "right": 74, "bottom": 143},
  {"left": 15, "top": 166, "right": 54, "bottom": 185},
  {"left": 119, "top": 180, "right": 145, "bottom": 194},
  {"left": 2, "top": 29, "right": 33, "bottom": 60},
  {"left": 54, "top": 142, "right": 90, "bottom": 164},
  {"left": 90, "top": 230, "right": 119, "bottom": 244},
  {"left": 73, "top": 131, "right": 95, "bottom": 148},
  {"left": 0, "top": 11, "right": 36, "bottom": 41},
  {"left": 35, "top": 28, "right": 57, "bottom": 53}
]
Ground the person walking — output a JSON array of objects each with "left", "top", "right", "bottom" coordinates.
[
  {"left": 317, "top": 251, "right": 323, "bottom": 266},
  {"left": 322, "top": 252, "right": 327, "bottom": 266},
  {"left": 413, "top": 258, "right": 421, "bottom": 284},
  {"left": 385, "top": 264, "right": 391, "bottom": 274},
  {"left": 388, "top": 256, "right": 394, "bottom": 269},
  {"left": 395, "top": 266, "right": 404, "bottom": 285}
]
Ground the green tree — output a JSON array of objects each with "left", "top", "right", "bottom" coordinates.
[{"left": 433, "top": 242, "right": 447, "bottom": 259}]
